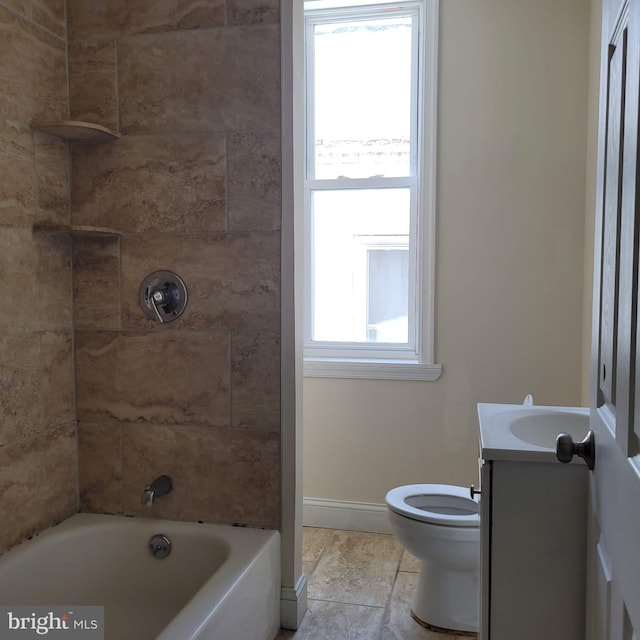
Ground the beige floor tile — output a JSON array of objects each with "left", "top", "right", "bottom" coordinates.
[
  {"left": 399, "top": 550, "right": 422, "bottom": 573},
  {"left": 381, "top": 571, "right": 431, "bottom": 640},
  {"left": 308, "top": 530, "right": 403, "bottom": 607},
  {"left": 381, "top": 572, "right": 475, "bottom": 640},
  {"left": 275, "top": 599, "right": 385, "bottom": 640},
  {"left": 302, "top": 527, "right": 334, "bottom": 577}
]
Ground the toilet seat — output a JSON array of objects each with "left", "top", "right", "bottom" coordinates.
[{"left": 385, "top": 484, "right": 479, "bottom": 527}]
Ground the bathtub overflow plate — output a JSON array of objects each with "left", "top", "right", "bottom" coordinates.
[{"left": 149, "top": 534, "right": 172, "bottom": 559}]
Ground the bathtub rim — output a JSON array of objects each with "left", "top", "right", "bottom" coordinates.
[{"left": 0, "top": 513, "right": 281, "bottom": 640}]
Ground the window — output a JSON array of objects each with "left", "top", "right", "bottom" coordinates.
[{"left": 303, "top": 0, "right": 440, "bottom": 380}]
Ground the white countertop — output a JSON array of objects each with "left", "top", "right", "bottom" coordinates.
[{"left": 477, "top": 402, "right": 590, "bottom": 463}]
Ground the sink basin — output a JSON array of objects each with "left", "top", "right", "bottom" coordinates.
[
  {"left": 478, "top": 403, "right": 590, "bottom": 462},
  {"left": 509, "top": 412, "right": 588, "bottom": 447}
]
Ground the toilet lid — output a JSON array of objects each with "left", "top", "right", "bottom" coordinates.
[{"left": 385, "top": 484, "right": 480, "bottom": 527}]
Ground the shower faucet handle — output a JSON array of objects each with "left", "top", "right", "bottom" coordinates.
[
  {"left": 139, "top": 271, "right": 188, "bottom": 324},
  {"left": 149, "top": 288, "right": 167, "bottom": 323}
]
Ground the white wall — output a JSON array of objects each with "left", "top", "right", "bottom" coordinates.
[{"left": 303, "top": 0, "right": 592, "bottom": 506}]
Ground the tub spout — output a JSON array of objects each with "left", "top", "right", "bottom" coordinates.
[{"left": 142, "top": 475, "right": 173, "bottom": 507}]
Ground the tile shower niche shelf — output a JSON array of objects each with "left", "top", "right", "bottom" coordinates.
[
  {"left": 31, "top": 120, "right": 121, "bottom": 239},
  {"left": 32, "top": 224, "right": 121, "bottom": 238},
  {"left": 31, "top": 120, "right": 121, "bottom": 142}
]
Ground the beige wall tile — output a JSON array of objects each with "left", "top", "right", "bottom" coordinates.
[
  {"left": 40, "top": 331, "right": 74, "bottom": 427},
  {"left": 0, "top": 0, "right": 284, "bottom": 546},
  {"left": 0, "top": 5, "right": 66, "bottom": 123},
  {"left": 71, "top": 134, "right": 226, "bottom": 233},
  {"left": 0, "top": 334, "right": 41, "bottom": 445},
  {"left": 34, "top": 131, "right": 69, "bottom": 224},
  {"left": 227, "top": 0, "right": 279, "bottom": 26},
  {"left": 0, "top": 117, "right": 35, "bottom": 226},
  {"left": 72, "top": 236, "right": 121, "bottom": 329},
  {"left": 0, "top": 331, "right": 73, "bottom": 446},
  {"left": 228, "top": 130, "right": 282, "bottom": 231},
  {"left": 121, "top": 424, "right": 279, "bottom": 527},
  {"left": 231, "top": 331, "right": 280, "bottom": 430},
  {"left": 68, "top": 40, "right": 118, "bottom": 130},
  {"left": 0, "top": 424, "right": 77, "bottom": 553},
  {"left": 30, "top": 0, "right": 65, "bottom": 38},
  {"left": 31, "top": 234, "right": 73, "bottom": 331},
  {"left": 0, "top": 0, "right": 72, "bottom": 557},
  {"left": 118, "top": 26, "right": 280, "bottom": 134},
  {"left": 67, "top": 0, "right": 224, "bottom": 39},
  {"left": 0, "top": 230, "right": 72, "bottom": 334},
  {"left": 78, "top": 423, "right": 123, "bottom": 514},
  {"left": 308, "top": 530, "right": 403, "bottom": 607},
  {"left": 0, "top": 0, "right": 29, "bottom": 18},
  {"left": 120, "top": 232, "right": 280, "bottom": 332},
  {"left": 75, "top": 330, "right": 231, "bottom": 426},
  {"left": 1, "top": 232, "right": 41, "bottom": 332}
]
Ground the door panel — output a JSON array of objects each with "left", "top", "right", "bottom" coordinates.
[
  {"left": 590, "top": 0, "right": 640, "bottom": 637},
  {"left": 594, "top": 540, "right": 613, "bottom": 640},
  {"left": 599, "top": 26, "right": 625, "bottom": 411}
]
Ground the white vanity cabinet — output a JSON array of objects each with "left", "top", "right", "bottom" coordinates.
[{"left": 477, "top": 403, "right": 590, "bottom": 640}]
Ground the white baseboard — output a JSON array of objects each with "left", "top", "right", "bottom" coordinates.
[
  {"left": 280, "top": 573, "right": 308, "bottom": 630},
  {"left": 302, "top": 497, "right": 393, "bottom": 534}
]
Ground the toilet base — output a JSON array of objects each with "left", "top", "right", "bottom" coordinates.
[
  {"left": 411, "top": 611, "right": 478, "bottom": 638},
  {"left": 412, "top": 562, "right": 479, "bottom": 633},
  {"left": 411, "top": 611, "right": 478, "bottom": 637}
]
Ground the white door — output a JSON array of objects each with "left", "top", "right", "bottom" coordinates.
[{"left": 589, "top": 0, "right": 640, "bottom": 637}]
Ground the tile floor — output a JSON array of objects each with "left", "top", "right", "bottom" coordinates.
[{"left": 276, "top": 527, "right": 476, "bottom": 640}]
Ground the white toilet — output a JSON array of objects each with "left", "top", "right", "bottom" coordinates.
[{"left": 385, "top": 483, "right": 480, "bottom": 633}]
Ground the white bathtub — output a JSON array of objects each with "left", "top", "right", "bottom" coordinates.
[{"left": 0, "top": 513, "right": 280, "bottom": 640}]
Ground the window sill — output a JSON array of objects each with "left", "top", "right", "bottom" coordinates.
[{"left": 303, "top": 358, "right": 442, "bottom": 381}]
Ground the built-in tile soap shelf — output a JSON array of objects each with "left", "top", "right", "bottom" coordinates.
[
  {"left": 32, "top": 223, "right": 121, "bottom": 238},
  {"left": 31, "top": 120, "right": 121, "bottom": 142},
  {"left": 30, "top": 121, "right": 121, "bottom": 238}
]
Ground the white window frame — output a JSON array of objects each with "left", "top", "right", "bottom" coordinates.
[{"left": 302, "top": 0, "right": 441, "bottom": 381}]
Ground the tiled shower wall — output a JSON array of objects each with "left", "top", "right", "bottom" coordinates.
[
  {"left": 0, "top": 0, "right": 282, "bottom": 555},
  {"left": 67, "top": 1, "right": 283, "bottom": 528},
  {"left": 0, "top": 2, "right": 76, "bottom": 553}
]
